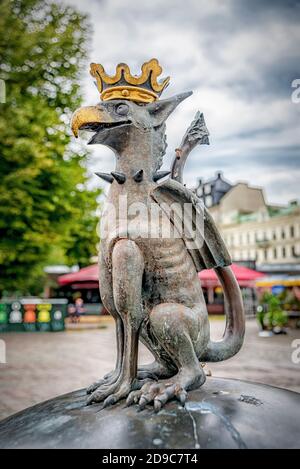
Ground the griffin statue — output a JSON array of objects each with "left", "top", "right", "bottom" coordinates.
[{"left": 71, "top": 59, "right": 245, "bottom": 411}]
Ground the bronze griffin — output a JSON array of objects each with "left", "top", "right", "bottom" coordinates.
[{"left": 71, "top": 59, "right": 245, "bottom": 411}]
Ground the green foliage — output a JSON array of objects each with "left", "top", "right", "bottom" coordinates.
[
  {"left": 0, "top": 0, "right": 101, "bottom": 295},
  {"left": 277, "top": 288, "right": 300, "bottom": 311},
  {"left": 257, "top": 292, "right": 288, "bottom": 330}
]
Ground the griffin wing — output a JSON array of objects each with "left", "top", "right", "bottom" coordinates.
[{"left": 151, "top": 178, "right": 231, "bottom": 271}]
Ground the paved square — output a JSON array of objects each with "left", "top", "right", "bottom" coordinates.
[{"left": 0, "top": 318, "right": 299, "bottom": 420}]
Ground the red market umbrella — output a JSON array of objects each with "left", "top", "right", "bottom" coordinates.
[
  {"left": 58, "top": 264, "right": 98, "bottom": 286},
  {"left": 199, "top": 263, "right": 265, "bottom": 287}
]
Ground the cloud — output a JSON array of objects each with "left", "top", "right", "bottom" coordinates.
[{"left": 61, "top": 0, "right": 300, "bottom": 204}]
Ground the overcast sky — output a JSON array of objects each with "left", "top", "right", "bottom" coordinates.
[{"left": 62, "top": 0, "right": 300, "bottom": 205}]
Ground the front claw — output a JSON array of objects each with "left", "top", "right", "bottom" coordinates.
[
  {"left": 86, "top": 369, "right": 119, "bottom": 395},
  {"left": 87, "top": 382, "right": 118, "bottom": 405},
  {"left": 87, "top": 380, "right": 135, "bottom": 407},
  {"left": 86, "top": 379, "right": 106, "bottom": 395},
  {"left": 152, "top": 385, "right": 187, "bottom": 412},
  {"left": 127, "top": 380, "right": 188, "bottom": 412},
  {"left": 101, "top": 384, "right": 132, "bottom": 409}
]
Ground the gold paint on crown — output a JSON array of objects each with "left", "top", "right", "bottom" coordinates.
[{"left": 90, "top": 58, "right": 170, "bottom": 103}]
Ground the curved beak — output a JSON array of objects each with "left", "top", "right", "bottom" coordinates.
[{"left": 71, "top": 105, "right": 113, "bottom": 138}]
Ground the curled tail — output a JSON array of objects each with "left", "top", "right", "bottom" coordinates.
[{"left": 201, "top": 266, "right": 245, "bottom": 362}]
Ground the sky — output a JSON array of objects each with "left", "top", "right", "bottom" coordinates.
[{"left": 62, "top": 0, "right": 300, "bottom": 205}]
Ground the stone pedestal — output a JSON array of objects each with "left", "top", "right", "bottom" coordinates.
[{"left": 0, "top": 377, "right": 299, "bottom": 449}]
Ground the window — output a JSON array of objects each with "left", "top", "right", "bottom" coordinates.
[
  {"left": 273, "top": 231, "right": 276, "bottom": 240},
  {"left": 273, "top": 248, "right": 277, "bottom": 259},
  {"left": 205, "top": 195, "right": 213, "bottom": 207},
  {"left": 282, "top": 246, "right": 286, "bottom": 258},
  {"left": 204, "top": 184, "right": 211, "bottom": 195},
  {"left": 196, "top": 187, "right": 203, "bottom": 197},
  {"left": 282, "top": 228, "right": 285, "bottom": 240},
  {"left": 290, "top": 225, "right": 295, "bottom": 238},
  {"left": 292, "top": 246, "right": 298, "bottom": 257}
]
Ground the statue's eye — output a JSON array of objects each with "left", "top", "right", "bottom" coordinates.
[{"left": 115, "top": 104, "right": 129, "bottom": 116}]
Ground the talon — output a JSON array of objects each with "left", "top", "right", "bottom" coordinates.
[
  {"left": 154, "top": 398, "right": 162, "bottom": 413},
  {"left": 177, "top": 390, "right": 187, "bottom": 406},
  {"left": 86, "top": 389, "right": 109, "bottom": 405},
  {"left": 126, "top": 395, "right": 134, "bottom": 407},
  {"left": 103, "top": 395, "right": 116, "bottom": 408},
  {"left": 126, "top": 391, "right": 139, "bottom": 407},
  {"left": 86, "top": 380, "right": 105, "bottom": 395},
  {"left": 86, "top": 394, "right": 95, "bottom": 405},
  {"left": 138, "top": 396, "right": 148, "bottom": 410}
]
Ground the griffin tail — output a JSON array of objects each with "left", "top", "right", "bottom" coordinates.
[{"left": 201, "top": 266, "right": 245, "bottom": 362}]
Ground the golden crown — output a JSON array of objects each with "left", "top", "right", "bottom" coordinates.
[{"left": 90, "top": 58, "right": 170, "bottom": 104}]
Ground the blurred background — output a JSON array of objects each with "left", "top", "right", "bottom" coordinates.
[{"left": 0, "top": 0, "right": 300, "bottom": 420}]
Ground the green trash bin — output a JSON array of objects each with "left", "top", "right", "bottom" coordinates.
[
  {"left": 0, "top": 303, "right": 9, "bottom": 333},
  {"left": 50, "top": 300, "right": 67, "bottom": 331}
]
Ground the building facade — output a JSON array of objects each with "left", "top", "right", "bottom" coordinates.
[{"left": 195, "top": 173, "right": 300, "bottom": 274}]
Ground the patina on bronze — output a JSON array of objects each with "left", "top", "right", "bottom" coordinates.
[
  {"left": 2, "top": 378, "right": 300, "bottom": 449},
  {"left": 71, "top": 59, "right": 245, "bottom": 411}
]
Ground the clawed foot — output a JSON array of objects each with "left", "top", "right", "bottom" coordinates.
[
  {"left": 86, "top": 362, "right": 167, "bottom": 396},
  {"left": 86, "top": 368, "right": 205, "bottom": 411},
  {"left": 86, "top": 369, "right": 119, "bottom": 395},
  {"left": 126, "top": 380, "right": 188, "bottom": 412},
  {"left": 86, "top": 376, "right": 121, "bottom": 405},
  {"left": 127, "top": 369, "right": 206, "bottom": 412},
  {"left": 87, "top": 382, "right": 133, "bottom": 408},
  {"left": 86, "top": 375, "right": 153, "bottom": 406}
]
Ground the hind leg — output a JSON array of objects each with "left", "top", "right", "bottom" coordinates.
[
  {"left": 127, "top": 302, "right": 208, "bottom": 411},
  {"left": 137, "top": 322, "right": 177, "bottom": 380}
]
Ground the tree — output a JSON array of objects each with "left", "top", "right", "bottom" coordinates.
[{"left": 0, "top": 0, "right": 101, "bottom": 295}]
